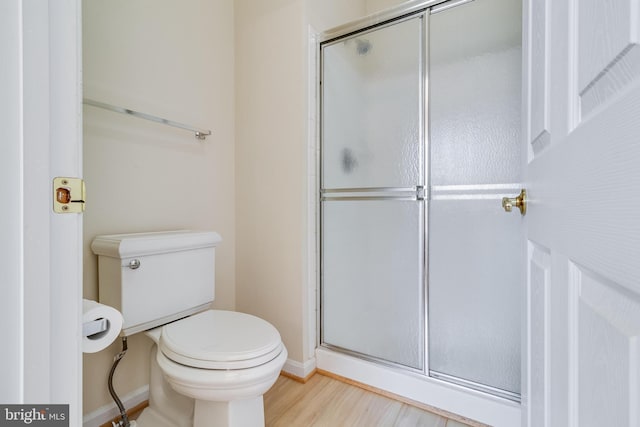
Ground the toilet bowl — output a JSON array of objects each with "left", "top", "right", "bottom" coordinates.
[
  {"left": 136, "top": 310, "right": 287, "bottom": 427},
  {"left": 91, "top": 231, "right": 287, "bottom": 427}
]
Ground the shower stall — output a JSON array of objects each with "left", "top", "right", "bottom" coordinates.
[{"left": 319, "top": 0, "right": 523, "bottom": 404}]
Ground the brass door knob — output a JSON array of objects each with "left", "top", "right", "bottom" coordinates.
[{"left": 502, "top": 189, "right": 527, "bottom": 215}]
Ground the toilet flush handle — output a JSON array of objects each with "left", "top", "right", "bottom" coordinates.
[{"left": 128, "top": 259, "right": 141, "bottom": 270}]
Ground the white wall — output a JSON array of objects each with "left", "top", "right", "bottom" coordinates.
[
  {"left": 82, "top": 0, "right": 235, "bottom": 415},
  {"left": 234, "top": 0, "right": 367, "bottom": 369},
  {"left": 82, "top": 0, "right": 403, "bottom": 415},
  {"left": 365, "top": 0, "right": 409, "bottom": 14},
  {"left": 234, "top": 0, "right": 308, "bottom": 366}
]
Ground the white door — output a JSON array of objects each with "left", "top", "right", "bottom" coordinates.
[
  {"left": 524, "top": 1, "right": 640, "bottom": 426},
  {"left": 0, "top": 1, "right": 83, "bottom": 424}
]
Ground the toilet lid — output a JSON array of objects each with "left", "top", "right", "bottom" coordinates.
[{"left": 159, "top": 310, "right": 283, "bottom": 369}]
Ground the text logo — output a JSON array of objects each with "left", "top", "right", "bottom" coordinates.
[{"left": 0, "top": 405, "right": 68, "bottom": 426}]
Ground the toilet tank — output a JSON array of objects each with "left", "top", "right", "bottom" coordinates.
[{"left": 91, "top": 230, "right": 222, "bottom": 336}]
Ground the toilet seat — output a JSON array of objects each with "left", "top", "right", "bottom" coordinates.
[{"left": 160, "top": 310, "right": 283, "bottom": 370}]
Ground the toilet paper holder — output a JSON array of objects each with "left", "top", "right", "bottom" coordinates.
[{"left": 83, "top": 318, "right": 109, "bottom": 338}]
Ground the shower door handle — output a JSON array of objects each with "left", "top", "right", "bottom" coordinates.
[{"left": 502, "top": 189, "right": 527, "bottom": 215}]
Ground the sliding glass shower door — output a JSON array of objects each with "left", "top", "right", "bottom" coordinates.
[
  {"left": 427, "top": 0, "right": 522, "bottom": 399},
  {"left": 320, "top": 0, "right": 522, "bottom": 400},
  {"left": 320, "top": 14, "right": 426, "bottom": 370}
]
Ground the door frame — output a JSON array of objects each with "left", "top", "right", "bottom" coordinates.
[
  {"left": 0, "top": 0, "right": 26, "bottom": 403},
  {"left": 1, "top": 1, "right": 83, "bottom": 423}
]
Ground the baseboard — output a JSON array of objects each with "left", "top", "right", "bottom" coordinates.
[
  {"left": 281, "top": 357, "right": 316, "bottom": 382},
  {"left": 83, "top": 385, "right": 149, "bottom": 427}
]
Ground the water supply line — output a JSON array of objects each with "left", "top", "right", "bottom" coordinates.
[{"left": 109, "top": 336, "right": 132, "bottom": 427}]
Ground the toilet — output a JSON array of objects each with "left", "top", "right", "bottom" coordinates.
[{"left": 91, "top": 231, "right": 287, "bottom": 427}]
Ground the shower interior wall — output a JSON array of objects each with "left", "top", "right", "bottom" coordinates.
[{"left": 82, "top": 0, "right": 402, "bottom": 418}]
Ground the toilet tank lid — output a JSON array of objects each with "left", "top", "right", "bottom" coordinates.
[{"left": 91, "top": 230, "right": 222, "bottom": 258}]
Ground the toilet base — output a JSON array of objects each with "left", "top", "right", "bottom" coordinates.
[{"left": 194, "top": 397, "right": 264, "bottom": 427}]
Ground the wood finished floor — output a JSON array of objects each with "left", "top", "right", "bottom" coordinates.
[{"left": 264, "top": 374, "right": 472, "bottom": 427}]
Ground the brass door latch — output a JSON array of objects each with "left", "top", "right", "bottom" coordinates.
[
  {"left": 502, "top": 189, "right": 526, "bottom": 216},
  {"left": 53, "top": 177, "right": 85, "bottom": 213}
]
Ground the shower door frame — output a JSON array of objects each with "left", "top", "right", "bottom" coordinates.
[
  {"left": 315, "top": 1, "right": 523, "bottom": 425},
  {"left": 318, "top": 8, "right": 429, "bottom": 375}
]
